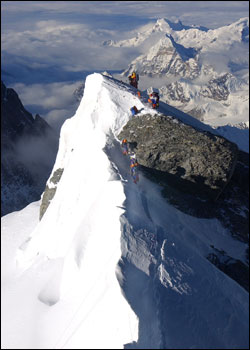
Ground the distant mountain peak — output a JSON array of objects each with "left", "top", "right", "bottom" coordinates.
[
  {"left": 154, "top": 17, "right": 209, "bottom": 32},
  {"left": 152, "top": 18, "right": 172, "bottom": 32}
]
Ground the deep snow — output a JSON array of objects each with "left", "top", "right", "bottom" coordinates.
[{"left": 1, "top": 73, "right": 249, "bottom": 349}]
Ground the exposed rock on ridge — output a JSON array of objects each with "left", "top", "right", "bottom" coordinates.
[
  {"left": 39, "top": 168, "right": 64, "bottom": 220},
  {"left": 118, "top": 113, "right": 248, "bottom": 290},
  {"left": 118, "top": 113, "right": 238, "bottom": 200}
]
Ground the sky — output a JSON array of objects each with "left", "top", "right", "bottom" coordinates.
[
  {"left": 2, "top": 73, "right": 249, "bottom": 349},
  {"left": 1, "top": 1, "right": 249, "bottom": 130}
]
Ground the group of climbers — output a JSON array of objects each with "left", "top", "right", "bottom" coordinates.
[
  {"left": 121, "top": 139, "right": 139, "bottom": 184},
  {"left": 122, "top": 73, "right": 161, "bottom": 184},
  {"left": 128, "top": 71, "right": 160, "bottom": 110}
]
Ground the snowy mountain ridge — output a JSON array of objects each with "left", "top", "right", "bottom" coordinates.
[
  {"left": 103, "top": 17, "right": 209, "bottom": 48},
  {"left": 3, "top": 73, "right": 249, "bottom": 349},
  {"left": 107, "top": 17, "right": 248, "bottom": 49},
  {"left": 109, "top": 17, "right": 249, "bottom": 128}
]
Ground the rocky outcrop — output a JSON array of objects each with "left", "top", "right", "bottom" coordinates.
[
  {"left": 39, "top": 168, "right": 64, "bottom": 220},
  {"left": 207, "top": 245, "right": 249, "bottom": 291},
  {"left": 1, "top": 81, "right": 34, "bottom": 145},
  {"left": 160, "top": 81, "right": 191, "bottom": 104},
  {"left": 73, "top": 83, "right": 85, "bottom": 102},
  {"left": 118, "top": 113, "right": 238, "bottom": 200},
  {"left": 200, "top": 73, "right": 231, "bottom": 101},
  {"left": 118, "top": 113, "right": 248, "bottom": 290}
]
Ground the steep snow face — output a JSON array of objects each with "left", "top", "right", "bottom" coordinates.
[
  {"left": 19, "top": 74, "right": 148, "bottom": 260},
  {"left": 14, "top": 73, "right": 153, "bottom": 349},
  {"left": 3, "top": 74, "right": 249, "bottom": 349}
]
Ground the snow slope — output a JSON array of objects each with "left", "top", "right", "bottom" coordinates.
[{"left": 1, "top": 73, "right": 249, "bottom": 349}]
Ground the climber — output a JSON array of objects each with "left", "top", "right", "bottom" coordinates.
[
  {"left": 128, "top": 71, "right": 139, "bottom": 89},
  {"left": 154, "top": 91, "right": 160, "bottom": 108},
  {"left": 129, "top": 153, "right": 139, "bottom": 168},
  {"left": 121, "top": 138, "right": 129, "bottom": 155},
  {"left": 131, "top": 165, "right": 139, "bottom": 184},
  {"left": 129, "top": 153, "right": 139, "bottom": 183},
  {"left": 148, "top": 91, "right": 160, "bottom": 109}
]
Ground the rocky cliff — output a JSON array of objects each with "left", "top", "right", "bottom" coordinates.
[
  {"left": 118, "top": 113, "right": 238, "bottom": 200},
  {"left": 1, "top": 81, "right": 58, "bottom": 216},
  {"left": 118, "top": 112, "right": 248, "bottom": 289}
]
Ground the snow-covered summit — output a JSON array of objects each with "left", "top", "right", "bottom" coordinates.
[
  {"left": 103, "top": 18, "right": 209, "bottom": 48},
  {"left": 15, "top": 73, "right": 146, "bottom": 348},
  {"left": 103, "top": 18, "right": 170, "bottom": 48},
  {"left": 105, "top": 17, "right": 248, "bottom": 50},
  {"left": 17, "top": 73, "right": 150, "bottom": 262}
]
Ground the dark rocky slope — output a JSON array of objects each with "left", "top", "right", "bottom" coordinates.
[
  {"left": 1, "top": 81, "right": 58, "bottom": 216},
  {"left": 118, "top": 113, "right": 238, "bottom": 200},
  {"left": 118, "top": 113, "right": 249, "bottom": 291}
]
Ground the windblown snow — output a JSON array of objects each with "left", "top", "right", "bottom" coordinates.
[{"left": 1, "top": 73, "right": 249, "bottom": 349}]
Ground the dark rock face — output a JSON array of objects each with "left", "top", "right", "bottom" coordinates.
[
  {"left": 161, "top": 81, "right": 191, "bottom": 104},
  {"left": 73, "top": 83, "right": 85, "bottom": 102},
  {"left": 1, "top": 81, "right": 34, "bottom": 144},
  {"left": 208, "top": 245, "right": 249, "bottom": 291},
  {"left": 118, "top": 113, "right": 248, "bottom": 290},
  {"left": 200, "top": 74, "right": 231, "bottom": 101},
  {"left": 1, "top": 81, "right": 58, "bottom": 216},
  {"left": 118, "top": 113, "right": 238, "bottom": 200}
]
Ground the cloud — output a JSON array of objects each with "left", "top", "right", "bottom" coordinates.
[
  {"left": 2, "top": 1, "right": 248, "bottom": 77},
  {"left": 43, "top": 108, "right": 75, "bottom": 132},
  {"left": 12, "top": 81, "right": 80, "bottom": 109},
  {"left": 2, "top": 1, "right": 249, "bottom": 29},
  {"left": 10, "top": 81, "right": 82, "bottom": 132},
  {"left": 2, "top": 15, "right": 138, "bottom": 75}
]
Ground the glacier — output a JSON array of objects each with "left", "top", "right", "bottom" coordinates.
[{"left": 1, "top": 73, "right": 249, "bottom": 349}]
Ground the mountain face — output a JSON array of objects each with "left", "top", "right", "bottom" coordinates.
[
  {"left": 15, "top": 73, "right": 248, "bottom": 349},
  {"left": 110, "top": 17, "right": 249, "bottom": 126},
  {"left": 123, "top": 35, "right": 201, "bottom": 80},
  {"left": 1, "top": 81, "right": 58, "bottom": 216},
  {"left": 118, "top": 112, "right": 249, "bottom": 286}
]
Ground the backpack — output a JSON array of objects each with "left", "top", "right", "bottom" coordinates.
[{"left": 130, "top": 106, "right": 138, "bottom": 116}]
